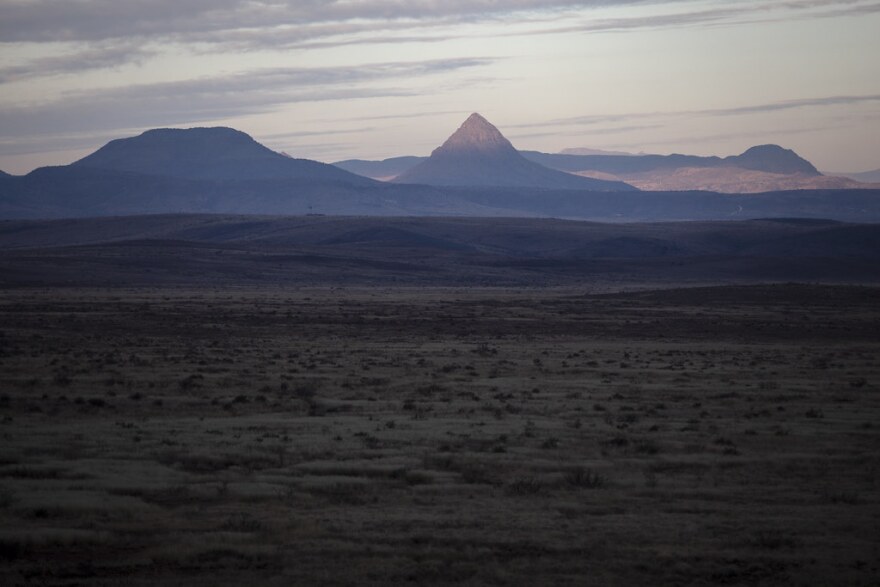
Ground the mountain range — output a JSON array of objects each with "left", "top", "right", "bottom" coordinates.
[
  {"left": 333, "top": 116, "right": 877, "bottom": 193},
  {"left": 391, "top": 113, "right": 633, "bottom": 191},
  {"left": 520, "top": 146, "right": 877, "bottom": 192},
  {"left": 827, "top": 168, "right": 880, "bottom": 183},
  {"left": 1, "top": 114, "right": 879, "bottom": 221}
]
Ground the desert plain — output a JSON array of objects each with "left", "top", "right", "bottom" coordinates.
[{"left": 0, "top": 283, "right": 877, "bottom": 585}]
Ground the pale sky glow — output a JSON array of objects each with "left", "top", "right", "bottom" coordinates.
[{"left": 1, "top": 0, "right": 879, "bottom": 174}]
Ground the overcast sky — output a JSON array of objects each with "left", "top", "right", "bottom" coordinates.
[{"left": 1, "top": 0, "right": 879, "bottom": 174}]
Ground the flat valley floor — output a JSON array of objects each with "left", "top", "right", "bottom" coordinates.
[{"left": 0, "top": 284, "right": 878, "bottom": 585}]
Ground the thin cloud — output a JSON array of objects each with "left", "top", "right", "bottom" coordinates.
[
  {"left": 2, "top": 0, "right": 867, "bottom": 45},
  {"left": 2, "top": 1, "right": 875, "bottom": 78},
  {"left": 701, "top": 94, "right": 880, "bottom": 116},
  {"left": 0, "top": 0, "right": 241, "bottom": 43},
  {"left": 0, "top": 130, "right": 137, "bottom": 157},
  {"left": 321, "top": 110, "right": 469, "bottom": 123},
  {"left": 179, "top": 0, "right": 880, "bottom": 56},
  {"left": 0, "top": 42, "right": 154, "bottom": 84},
  {"left": 0, "top": 57, "right": 493, "bottom": 144},
  {"left": 262, "top": 127, "right": 379, "bottom": 140},
  {"left": 510, "top": 124, "right": 663, "bottom": 141},
  {"left": 506, "top": 0, "right": 880, "bottom": 37},
  {"left": 8, "top": 1, "right": 866, "bottom": 48},
  {"left": 610, "top": 125, "right": 833, "bottom": 153},
  {"left": 527, "top": 94, "right": 880, "bottom": 129},
  {"left": 0, "top": 1, "right": 666, "bottom": 43},
  {"left": 185, "top": 20, "right": 460, "bottom": 53},
  {"left": 516, "top": 5, "right": 754, "bottom": 36}
]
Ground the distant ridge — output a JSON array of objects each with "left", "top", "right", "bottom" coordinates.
[
  {"left": 515, "top": 145, "right": 874, "bottom": 192},
  {"left": 73, "top": 127, "right": 374, "bottom": 185},
  {"left": 334, "top": 140, "right": 844, "bottom": 193},
  {"left": 826, "top": 168, "right": 880, "bottom": 183},
  {"left": 521, "top": 145, "right": 819, "bottom": 176},
  {"left": 392, "top": 113, "right": 635, "bottom": 191},
  {"left": 559, "top": 147, "right": 637, "bottom": 156},
  {"left": 332, "top": 156, "right": 425, "bottom": 181},
  {"left": 1, "top": 215, "right": 878, "bottom": 287}
]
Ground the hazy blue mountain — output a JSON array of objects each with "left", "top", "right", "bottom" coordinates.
[
  {"left": 0, "top": 164, "right": 512, "bottom": 219},
  {"left": 333, "top": 156, "right": 426, "bottom": 180},
  {"left": 559, "top": 147, "right": 638, "bottom": 156},
  {"left": 73, "top": 127, "right": 375, "bottom": 185},
  {"left": 520, "top": 145, "right": 819, "bottom": 176},
  {"left": 2, "top": 163, "right": 879, "bottom": 221},
  {"left": 826, "top": 168, "right": 880, "bottom": 183},
  {"left": 731, "top": 145, "right": 818, "bottom": 175},
  {"left": 334, "top": 142, "right": 826, "bottom": 192},
  {"left": 3, "top": 124, "right": 880, "bottom": 221},
  {"left": 857, "top": 169, "right": 880, "bottom": 183},
  {"left": 391, "top": 113, "right": 635, "bottom": 191},
  {"left": 518, "top": 145, "right": 865, "bottom": 192}
]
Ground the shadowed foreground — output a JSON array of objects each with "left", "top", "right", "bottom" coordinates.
[{"left": 0, "top": 284, "right": 878, "bottom": 585}]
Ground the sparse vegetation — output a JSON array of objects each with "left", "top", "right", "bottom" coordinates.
[
  {"left": 564, "top": 467, "right": 606, "bottom": 489},
  {"left": 0, "top": 285, "right": 877, "bottom": 586}
]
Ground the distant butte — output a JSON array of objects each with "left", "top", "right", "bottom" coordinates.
[
  {"left": 72, "top": 127, "right": 373, "bottom": 184},
  {"left": 392, "top": 113, "right": 636, "bottom": 191}
]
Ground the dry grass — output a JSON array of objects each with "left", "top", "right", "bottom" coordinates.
[{"left": 0, "top": 284, "right": 878, "bottom": 585}]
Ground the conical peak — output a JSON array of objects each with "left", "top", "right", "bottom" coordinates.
[
  {"left": 462, "top": 112, "right": 493, "bottom": 129},
  {"left": 433, "top": 112, "right": 517, "bottom": 156}
]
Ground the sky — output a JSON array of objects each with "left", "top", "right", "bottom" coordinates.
[{"left": 1, "top": 0, "right": 879, "bottom": 175}]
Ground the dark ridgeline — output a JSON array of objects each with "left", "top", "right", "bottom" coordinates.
[
  {"left": 1, "top": 214, "right": 879, "bottom": 287},
  {"left": 392, "top": 113, "right": 636, "bottom": 191}
]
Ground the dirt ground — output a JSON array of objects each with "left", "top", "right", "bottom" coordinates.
[{"left": 1, "top": 284, "right": 878, "bottom": 585}]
